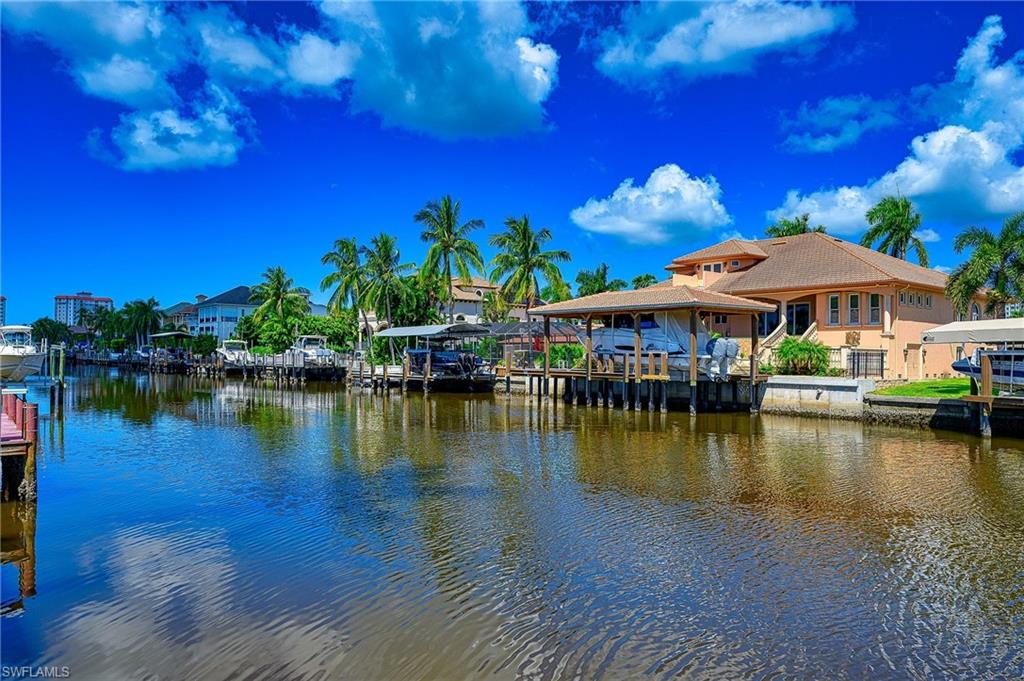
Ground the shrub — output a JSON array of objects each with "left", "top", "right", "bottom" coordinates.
[
  {"left": 191, "top": 334, "right": 217, "bottom": 356},
  {"left": 534, "top": 343, "right": 585, "bottom": 368},
  {"left": 773, "top": 337, "right": 831, "bottom": 375}
]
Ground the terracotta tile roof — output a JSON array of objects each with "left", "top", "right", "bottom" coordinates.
[
  {"left": 676, "top": 232, "right": 950, "bottom": 295},
  {"left": 533, "top": 285, "right": 775, "bottom": 316},
  {"left": 670, "top": 239, "right": 768, "bottom": 265}
]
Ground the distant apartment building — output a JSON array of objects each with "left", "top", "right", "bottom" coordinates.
[
  {"left": 192, "top": 286, "right": 256, "bottom": 341},
  {"left": 54, "top": 291, "right": 113, "bottom": 326},
  {"left": 0, "top": 296, "right": 6, "bottom": 325}
]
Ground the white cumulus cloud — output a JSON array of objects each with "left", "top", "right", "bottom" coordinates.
[
  {"left": 769, "top": 16, "right": 1024, "bottom": 234},
  {"left": 2, "top": 0, "right": 559, "bottom": 169},
  {"left": 914, "top": 228, "right": 941, "bottom": 243},
  {"left": 570, "top": 164, "right": 732, "bottom": 245},
  {"left": 598, "top": 0, "right": 853, "bottom": 84}
]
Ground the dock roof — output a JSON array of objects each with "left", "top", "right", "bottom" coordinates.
[
  {"left": 375, "top": 323, "right": 491, "bottom": 339},
  {"left": 532, "top": 285, "right": 775, "bottom": 317}
]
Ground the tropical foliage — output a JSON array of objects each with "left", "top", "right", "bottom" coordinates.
[
  {"left": 122, "top": 298, "right": 163, "bottom": 347},
  {"left": 481, "top": 291, "right": 511, "bottom": 323},
  {"left": 576, "top": 263, "right": 627, "bottom": 297},
  {"left": 765, "top": 213, "right": 825, "bottom": 237},
  {"left": 631, "top": 273, "right": 658, "bottom": 289},
  {"left": 415, "top": 195, "right": 485, "bottom": 323},
  {"left": 320, "top": 237, "right": 373, "bottom": 343},
  {"left": 540, "top": 279, "right": 572, "bottom": 304},
  {"left": 30, "top": 317, "right": 72, "bottom": 345},
  {"left": 772, "top": 337, "right": 833, "bottom": 376},
  {"left": 945, "top": 212, "right": 1024, "bottom": 316},
  {"left": 250, "top": 266, "right": 311, "bottom": 324},
  {"left": 490, "top": 215, "right": 570, "bottom": 316},
  {"left": 860, "top": 195, "right": 929, "bottom": 266}
]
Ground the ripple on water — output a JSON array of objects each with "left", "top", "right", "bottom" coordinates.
[{"left": 1, "top": 371, "right": 1023, "bottom": 679}]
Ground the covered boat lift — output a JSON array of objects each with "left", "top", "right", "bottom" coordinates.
[
  {"left": 359, "top": 323, "right": 496, "bottom": 392},
  {"left": 921, "top": 317, "right": 1024, "bottom": 437},
  {"left": 528, "top": 285, "right": 776, "bottom": 414}
]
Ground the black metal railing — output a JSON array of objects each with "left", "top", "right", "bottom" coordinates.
[{"left": 847, "top": 349, "right": 885, "bottom": 378}]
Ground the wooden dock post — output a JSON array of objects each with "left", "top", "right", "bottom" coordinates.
[
  {"left": 585, "top": 317, "right": 593, "bottom": 407},
  {"left": 689, "top": 310, "right": 698, "bottom": 416},
  {"left": 543, "top": 317, "right": 551, "bottom": 400},
  {"left": 749, "top": 314, "right": 759, "bottom": 414},
  {"left": 979, "top": 354, "right": 993, "bottom": 438},
  {"left": 423, "top": 351, "right": 432, "bottom": 393},
  {"left": 632, "top": 314, "right": 641, "bottom": 412}
]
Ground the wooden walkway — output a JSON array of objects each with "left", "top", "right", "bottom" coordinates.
[{"left": 1, "top": 412, "right": 29, "bottom": 457}]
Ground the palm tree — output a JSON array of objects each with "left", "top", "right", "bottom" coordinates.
[
  {"left": 860, "top": 195, "right": 929, "bottom": 266},
  {"left": 631, "top": 273, "right": 658, "bottom": 289},
  {"left": 945, "top": 212, "right": 1024, "bottom": 317},
  {"left": 576, "top": 263, "right": 627, "bottom": 297},
  {"left": 126, "top": 298, "right": 162, "bottom": 347},
  {"left": 540, "top": 280, "right": 572, "bottom": 304},
  {"left": 766, "top": 213, "right": 826, "bottom": 237},
  {"left": 250, "top": 266, "right": 311, "bottom": 324},
  {"left": 321, "top": 237, "right": 373, "bottom": 346},
  {"left": 481, "top": 291, "right": 510, "bottom": 323},
  {"left": 414, "top": 195, "right": 485, "bottom": 323},
  {"left": 361, "top": 233, "right": 414, "bottom": 361},
  {"left": 489, "top": 215, "right": 571, "bottom": 318}
]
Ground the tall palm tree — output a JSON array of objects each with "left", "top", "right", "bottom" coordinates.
[
  {"left": 860, "top": 195, "right": 929, "bottom": 266},
  {"left": 361, "top": 233, "right": 414, "bottom": 329},
  {"left": 540, "top": 280, "right": 572, "bottom": 304},
  {"left": 945, "top": 212, "right": 1024, "bottom": 317},
  {"left": 414, "top": 195, "right": 485, "bottom": 323},
  {"left": 489, "top": 215, "right": 571, "bottom": 318},
  {"left": 631, "top": 273, "right": 658, "bottom": 289},
  {"left": 766, "top": 213, "right": 826, "bottom": 237},
  {"left": 321, "top": 237, "right": 373, "bottom": 345},
  {"left": 250, "top": 266, "right": 311, "bottom": 324},
  {"left": 481, "top": 291, "right": 510, "bottom": 323},
  {"left": 133, "top": 298, "right": 162, "bottom": 347},
  {"left": 576, "top": 263, "right": 627, "bottom": 297}
]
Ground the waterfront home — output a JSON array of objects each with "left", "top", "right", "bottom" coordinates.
[
  {"left": 192, "top": 286, "right": 256, "bottom": 341},
  {"left": 161, "top": 300, "right": 198, "bottom": 331},
  {"left": 665, "top": 232, "right": 988, "bottom": 379},
  {"left": 450, "top": 276, "right": 528, "bottom": 323}
]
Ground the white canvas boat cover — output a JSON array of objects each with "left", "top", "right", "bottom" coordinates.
[
  {"left": 375, "top": 323, "right": 490, "bottom": 339},
  {"left": 921, "top": 318, "right": 1024, "bottom": 344}
]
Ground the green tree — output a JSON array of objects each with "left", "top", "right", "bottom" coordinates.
[
  {"left": 414, "top": 195, "right": 485, "bottom": 323},
  {"left": 481, "top": 291, "right": 511, "bottom": 323},
  {"left": 191, "top": 334, "right": 217, "bottom": 356},
  {"left": 232, "top": 314, "right": 260, "bottom": 345},
  {"left": 391, "top": 275, "right": 445, "bottom": 327},
  {"left": 296, "top": 310, "right": 358, "bottom": 351},
  {"left": 540, "top": 280, "right": 572, "bottom": 304},
  {"left": 92, "top": 306, "right": 126, "bottom": 345},
  {"left": 250, "top": 266, "right": 310, "bottom": 324},
  {"left": 257, "top": 317, "right": 295, "bottom": 353},
  {"left": 766, "top": 213, "right": 826, "bottom": 237},
  {"left": 320, "top": 237, "right": 373, "bottom": 345},
  {"left": 631, "top": 273, "right": 658, "bottom": 289},
  {"left": 122, "top": 298, "right": 162, "bottom": 348},
  {"left": 362, "top": 233, "right": 415, "bottom": 360},
  {"left": 945, "top": 212, "right": 1024, "bottom": 317},
  {"left": 576, "top": 263, "right": 627, "bottom": 297},
  {"left": 860, "top": 195, "right": 929, "bottom": 266},
  {"left": 489, "top": 215, "right": 570, "bottom": 317},
  {"left": 31, "top": 317, "right": 71, "bottom": 345}
]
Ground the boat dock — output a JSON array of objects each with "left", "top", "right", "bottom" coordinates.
[{"left": 1, "top": 388, "right": 38, "bottom": 502}]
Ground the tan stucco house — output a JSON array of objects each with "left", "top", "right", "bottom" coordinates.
[{"left": 665, "top": 232, "right": 987, "bottom": 380}]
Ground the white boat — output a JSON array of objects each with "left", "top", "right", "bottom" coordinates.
[
  {"left": 291, "top": 335, "right": 336, "bottom": 364},
  {"left": 216, "top": 339, "right": 250, "bottom": 366},
  {"left": 952, "top": 349, "right": 1024, "bottom": 390},
  {"left": 583, "top": 321, "right": 738, "bottom": 380},
  {"left": 0, "top": 326, "right": 46, "bottom": 382}
]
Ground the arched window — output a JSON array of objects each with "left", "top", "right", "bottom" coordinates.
[
  {"left": 971, "top": 303, "right": 981, "bottom": 321},
  {"left": 456, "top": 314, "right": 466, "bottom": 322}
]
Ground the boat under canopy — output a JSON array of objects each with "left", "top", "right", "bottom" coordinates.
[{"left": 921, "top": 318, "right": 1024, "bottom": 345}]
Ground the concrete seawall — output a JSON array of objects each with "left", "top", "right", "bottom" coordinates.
[{"left": 759, "top": 376, "right": 875, "bottom": 420}]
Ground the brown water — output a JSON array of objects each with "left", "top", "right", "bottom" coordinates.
[{"left": 2, "top": 369, "right": 1023, "bottom": 679}]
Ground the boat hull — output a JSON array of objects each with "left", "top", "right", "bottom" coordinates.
[
  {"left": 952, "top": 356, "right": 1024, "bottom": 389},
  {"left": 0, "top": 352, "right": 46, "bottom": 382}
]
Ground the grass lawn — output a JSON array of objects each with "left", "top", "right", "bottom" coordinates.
[{"left": 873, "top": 378, "right": 974, "bottom": 398}]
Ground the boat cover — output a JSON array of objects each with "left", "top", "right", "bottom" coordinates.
[{"left": 921, "top": 318, "right": 1024, "bottom": 344}]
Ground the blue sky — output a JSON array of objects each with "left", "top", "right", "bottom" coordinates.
[{"left": 2, "top": 1, "right": 1022, "bottom": 323}]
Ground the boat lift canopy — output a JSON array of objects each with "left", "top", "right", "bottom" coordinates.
[
  {"left": 921, "top": 318, "right": 1024, "bottom": 344},
  {"left": 150, "top": 331, "right": 193, "bottom": 339},
  {"left": 375, "top": 323, "right": 491, "bottom": 340}
]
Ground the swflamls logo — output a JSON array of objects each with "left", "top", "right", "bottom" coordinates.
[{"left": 0, "top": 667, "right": 71, "bottom": 678}]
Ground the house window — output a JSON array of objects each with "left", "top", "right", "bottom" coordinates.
[
  {"left": 899, "top": 292, "right": 906, "bottom": 305},
  {"left": 713, "top": 314, "right": 728, "bottom": 325},
  {"left": 925, "top": 294, "right": 932, "bottom": 309},
  {"left": 869, "top": 294, "right": 881, "bottom": 325},
  {"left": 713, "top": 263, "right": 722, "bottom": 273},
  {"left": 848, "top": 293, "right": 861, "bottom": 325},
  {"left": 971, "top": 303, "right": 981, "bottom": 321},
  {"left": 916, "top": 293, "right": 923, "bottom": 306},
  {"left": 703, "top": 264, "right": 712, "bottom": 271},
  {"left": 827, "top": 294, "right": 841, "bottom": 326},
  {"left": 730, "top": 260, "right": 740, "bottom": 268}
]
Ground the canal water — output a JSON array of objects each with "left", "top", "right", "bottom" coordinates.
[{"left": 2, "top": 369, "right": 1022, "bottom": 679}]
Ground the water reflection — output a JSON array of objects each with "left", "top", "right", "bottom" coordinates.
[{"left": 1, "top": 370, "right": 1022, "bottom": 679}]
